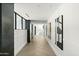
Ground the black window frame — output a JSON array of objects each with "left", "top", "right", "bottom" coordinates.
[{"left": 14, "top": 12, "right": 27, "bottom": 30}]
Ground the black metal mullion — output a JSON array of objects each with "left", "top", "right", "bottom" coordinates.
[
  {"left": 62, "top": 15, "right": 63, "bottom": 45},
  {"left": 15, "top": 13, "right": 17, "bottom": 29},
  {"left": 21, "top": 17, "right": 23, "bottom": 29}
]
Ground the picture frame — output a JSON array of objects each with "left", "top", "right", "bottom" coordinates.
[
  {"left": 48, "top": 22, "right": 51, "bottom": 39},
  {"left": 55, "top": 15, "right": 63, "bottom": 50}
]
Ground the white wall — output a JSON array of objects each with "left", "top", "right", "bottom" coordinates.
[
  {"left": 63, "top": 4, "right": 79, "bottom": 56},
  {"left": 47, "top": 4, "right": 64, "bottom": 56},
  {"left": 14, "top": 30, "right": 27, "bottom": 55},
  {"left": 47, "top": 4, "right": 79, "bottom": 56},
  {"left": 14, "top": 4, "right": 28, "bottom": 56}
]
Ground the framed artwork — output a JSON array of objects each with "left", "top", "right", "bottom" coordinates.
[
  {"left": 55, "top": 15, "right": 63, "bottom": 50},
  {"left": 48, "top": 22, "right": 51, "bottom": 39}
]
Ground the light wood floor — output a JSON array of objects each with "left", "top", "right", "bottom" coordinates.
[{"left": 17, "top": 36, "right": 56, "bottom": 56}]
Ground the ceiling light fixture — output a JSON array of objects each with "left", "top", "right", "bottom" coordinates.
[{"left": 25, "top": 13, "right": 29, "bottom": 17}]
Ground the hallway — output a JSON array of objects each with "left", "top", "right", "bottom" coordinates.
[{"left": 17, "top": 36, "right": 56, "bottom": 56}]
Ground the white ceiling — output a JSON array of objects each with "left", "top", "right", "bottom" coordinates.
[{"left": 14, "top": 3, "right": 61, "bottom": 20}]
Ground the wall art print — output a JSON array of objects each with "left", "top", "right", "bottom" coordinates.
[
  {"left": 48, "top": 22, "right": 51, "bottom": 39},
  {"left": 55, "top": 15, "right": 63, "bottom": 50}
]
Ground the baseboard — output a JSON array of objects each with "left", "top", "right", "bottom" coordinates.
[
  {"left": 48, "top": 41, "right": 59, "bottom": 56},
  {"left": 46, "top": 37, "right": 62, "bottom": 56}
]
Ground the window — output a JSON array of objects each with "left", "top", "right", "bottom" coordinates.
[
  {"left": 23, "top": 19, "right": 25, "bottom": 29},
  {"left": 14, "top": 13, "right": 15, "bottom": 29},
  {"left": 14, "top": 12, "right": 27, "bottom": 30},
  {"left": 16, "top": 15, "right": 22, "bottom": 29}
]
